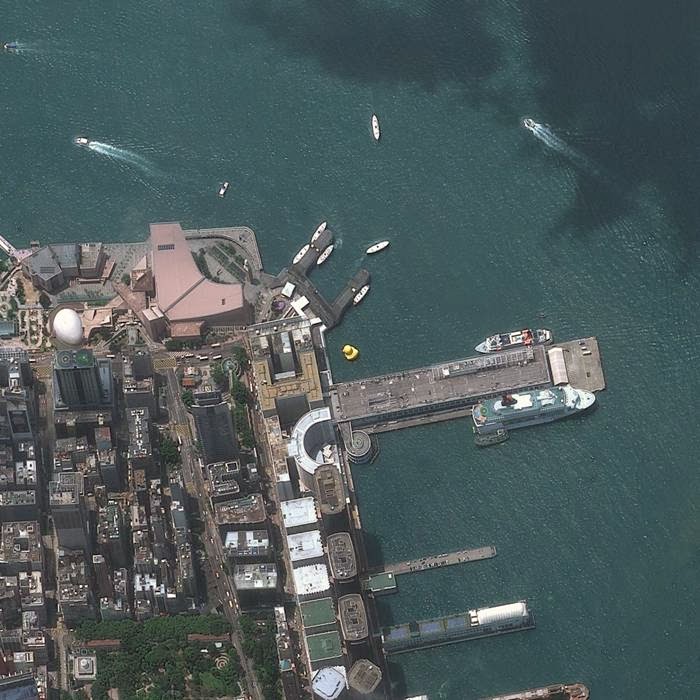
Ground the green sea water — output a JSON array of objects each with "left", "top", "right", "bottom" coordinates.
[{"left": 2, "top": 2, "right": 699, "bottom": 698}]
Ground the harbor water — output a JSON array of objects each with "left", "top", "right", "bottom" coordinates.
[{"left": 2, "top": 1, "right": 699, "bottom": 697}]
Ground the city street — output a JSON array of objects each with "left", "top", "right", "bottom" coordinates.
[{"left": 164, "top": 368, "right": 263, "bottom": 700}]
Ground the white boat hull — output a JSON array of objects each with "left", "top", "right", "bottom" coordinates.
[
  {"left": 371, "top": 115, "right": 380, "bottom": 141},
  {"left": 366, "top": 240, "right": 389, "bottom": 255},
  {"left": 293, "top": 244, "right": 310, "bottom": 264},
  {"left": 316, "top": 245, "right": 334, "bottom": 265},
  {"left": 311, "top": 221, "right": 327, "bottom": 243}
]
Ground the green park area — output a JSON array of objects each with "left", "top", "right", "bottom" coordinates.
[{"left": 75, "top": 615, "right": 241, "bottom": 700}]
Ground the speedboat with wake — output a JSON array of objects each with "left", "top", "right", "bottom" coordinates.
[
  {"left": 311, "top": 221, "right": 327, "bottom": 243},
  {"left": 522, "top": 117, "right": 543, "bottom": 134},
  {"left": 366, "top": 240, "right": 389, "bottom": 255},
  {"left": 316, "top": 245, "right": 334, "bottom": 265},
  {"left": 371, "top": 114, "right": 380, "bottom": 141},
  {"left": 73, "top": 136, "right": 90, "bottom": 146},
  {"left": 476, "top": 328, "right": 551, "bottom": 354},
  {"left": 4, "top": 42, "right": 18, "bottom": 52},
  {"left": 353, "top": 284, "right": 370, "bottom": 305}
]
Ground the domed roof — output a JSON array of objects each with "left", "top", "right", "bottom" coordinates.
[{"left": 53, "top": 308, "right": 83, "bottom": 346}]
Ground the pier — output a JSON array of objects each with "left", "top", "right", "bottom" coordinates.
[
  {"left": 368, "top": 545, "right": 497, "bottom": 576},
  {"left": 330, "top": 337, "right": 605, "bottom": 432}
]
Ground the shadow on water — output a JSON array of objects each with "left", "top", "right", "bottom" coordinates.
[
  {"left": 521, "top": 0, "right": 700, "bottom": 269},
  {"left": 231, "top": 0, "right": 501, "bottom": 92}
]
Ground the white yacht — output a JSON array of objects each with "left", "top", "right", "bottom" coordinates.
[
  {"left": 371, "top": 114, "right": 380, "bottom": 141},
  {"left": 522, "top": 117, "right": 542, "bottom": 134},
  {"left": 218, "top": 181, "right": 230, "bottom": 198},
  {"left": 316, "top": 245, "right": 334, "bottom": 265},
  {"left": 311, "top": 221, "right": 327, "bottom": 243},
  {"left": 366, "top": 240, "right": 389, "bottom": 255},
  {"left": 293, "top": 244, "right": 310, "bottom": 264},
  {"left": 353, "top": 284, "right": 370, "bottom": 305}
]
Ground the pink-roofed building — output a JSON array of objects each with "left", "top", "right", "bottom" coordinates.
[{"left": 149, "top": 222, "right": 251, "bottom": 333}]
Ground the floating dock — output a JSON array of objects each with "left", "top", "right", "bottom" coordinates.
[
  {"left": 480, "top": 683, "right": 589, "bottom": 700},
  {"left": 382, "top": 600, "right": 534, "bottom": 655},
  {"left": 330, "top": 337, "right": 604, "bottom": 433}
]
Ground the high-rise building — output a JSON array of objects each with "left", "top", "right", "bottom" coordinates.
[
  {"left": 49, "top": 474, "right": 88, "bottom": 552},
  {"left": 53, "top": 349, "right": 113, "bottom": 411},
  {"left": 191, "top": 390, "right": 237, "bottom": 465}
]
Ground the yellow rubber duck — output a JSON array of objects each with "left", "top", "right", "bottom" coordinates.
[{"left": 342, "top": 344, "right": 359, "bottom": 361}]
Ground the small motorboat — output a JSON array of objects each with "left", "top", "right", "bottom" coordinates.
[
  {"left": 293, "top": 244, "right": 310, "bottom": 265},
  {"left": 73, "top": 136, "right": 90, "bottom": 146},
  {"left": 316, "top": 244, "right": 334, "bottom": 266},
  {"left": 218, "top": 181, "right": 230, "bottom": 198},
  {"left": 366, "top": 240, "right": 389, "bottom": 255},
  {"left": 3, "top": 42, "right": 18, "bottom": 52},
  {"left": 353, "top": 284, "right": 370, "bottom": 305},
  {"left": 371, "top": 114, "right": 380, "bottom": 141},
  {"left": 342, "top": 344, "right": 359, "bottom": 361},
  {"left": 311, "top": 221, "right": 327, "bottom": 243},
  {"left": 522, "top": 117, "right": 542, "bottom": 134}
]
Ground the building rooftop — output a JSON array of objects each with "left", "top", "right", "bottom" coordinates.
[
  {"left": 233, "top": 563, "right": 278, "bottom": 590},
  {"left": 150, "top": 222, "right": 245, "bottom": 322},
  {"left": 305, "top": 631, "right": 342, "bottom": 663},
  {"left": 224, "top": 530, "right": 270, "bottom": 557},
  {"left": 314, "top": 464, "right": 345, "bottom": 515},
  {"left": 213, "top": 494, "right": 266, "bottom": 525},
  {"left": 0, "top": 522, "right": 42, "bottom": 568},
  {"left": 0, "top": 491, "right": 36, "bottom": 507},
  {"left": 299, "top": 597, "right": 336, "bottom": 629},
  {"left": 338, "top": 594, "right": 368, "bottom": 641},
  {"left": 348, "top": 659, "right": 382, "bottom": 694},
  {"left": 292, "top": 563, "right": 330, "bottom": 597},
  {"left": 249, "top": 319, "right": 323, "bottom": 415},
  {"left": 326, "top": 533, "right": 357, "bottom": 580},
  {"left": 287, "top": 530, "right": 323, "bottom": 563},
  {"left": 280, "top": 497, "right": 317, "bottom": 530}
]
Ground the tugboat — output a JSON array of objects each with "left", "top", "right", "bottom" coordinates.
[
  {"left": 311, "top": 221, "right": 327, "bottom": 243},
  {"left": 475, "top": 328, "right": 551, "bottom": 354},
  {"left": 217, "top": 181, "right": 230, "bottom": 198},
  {"left": 73, "top": 136, "right": 90, "bottom": 146},
  {"left": 353, "top": 284, "right": 370, "bottom": 305},
  {"left": 342, "top": 344, "right": 359, "bottom": 361},
  {"left": 316, "top": 245, "right": 334, "bottom": 265},
  {"left": 371, "top": 114, "right": 380, "bottom": 141}
]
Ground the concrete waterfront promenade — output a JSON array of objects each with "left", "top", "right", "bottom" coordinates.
[
  {"left": 330, "top": 338, "right": 605, "bottom": 432},
  {"left": 368, "top": 545, "right": 497, "bottom": 576}
]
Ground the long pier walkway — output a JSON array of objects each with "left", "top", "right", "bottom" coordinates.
[
  {"left": 368, "top": 545, "right": 497, "bottom": 576},
  {"left": 330, "top": 337, "right": 605, "bottom": 432}
]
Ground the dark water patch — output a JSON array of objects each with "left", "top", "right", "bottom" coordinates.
[{"left": 232, "top": 0, "right": 501, "bottom": 92}]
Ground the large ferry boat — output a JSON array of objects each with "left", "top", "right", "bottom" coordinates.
[
  {"left": 475, "top": 328, "right": 551, "bottom": 354},
  {"left": 472, "top": 385, "right": 595, "bottom": 435},
  {"left": 481, "top": 682, "right": 589, "bottom": 700}
]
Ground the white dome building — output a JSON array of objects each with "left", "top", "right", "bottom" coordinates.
[{"left": 52, "top": 308, "right": 84, "bottom": 346}]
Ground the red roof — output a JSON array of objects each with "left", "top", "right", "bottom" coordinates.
[{"left": 150, "top": 222, "right": 244, "bottom": 322}]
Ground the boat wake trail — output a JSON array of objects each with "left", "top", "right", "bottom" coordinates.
[
  {"left": 87, "top": 141, "right": 156, "bottom": 175},
  {"left": 526, "top": 120, "right": 604, "bottom": 180}
]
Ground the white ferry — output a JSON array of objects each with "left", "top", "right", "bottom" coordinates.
[
  {"left": 293, "top": 244, "right": 310, "bottom": 264},
  {"left": 475, "top": 328, "right": 552, "bottom": 354},
  {"left": 316, "top": 245, "right": 334, "bottom": 265},
  {"left": 311, "top": 221, "right": 327, "bottom": 243},
  {"left": 366, "top": 240, "right": 389, "bottom": 255},
  {"left": 371, "top": 114, "right": 380, "bottom": 141},
  {"left": 353, "top": 284, "right": 370, "bottom": 305}
]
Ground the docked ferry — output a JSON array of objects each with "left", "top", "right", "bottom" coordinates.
[
  {"left": 475, "top": 328, "right": 551, "bottom": 354},
  {"left": 472, "top": 385, "right": 595, "bottom": 435}
]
